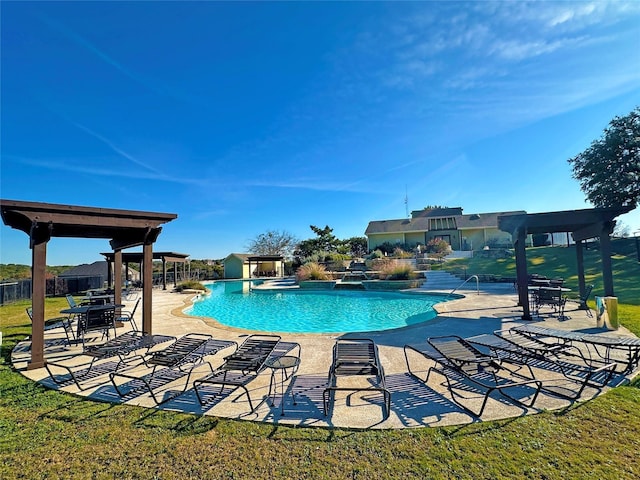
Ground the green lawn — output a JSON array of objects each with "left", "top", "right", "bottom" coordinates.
[{"left": 1, "top": 244, "right": 640, "bottom": 479}]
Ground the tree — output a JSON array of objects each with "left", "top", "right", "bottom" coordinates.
[
  {"left": 340, "top": 236, "right": 368, "bottom": 257},
  {"left": 246, "top": 230, "right": 298, "bottom": 257},
  {"left": 569, "top": 107, "right": 640, "bottom": 208},
  {"left": 309, "top": 225, "right": 339, "bottom": 252}
]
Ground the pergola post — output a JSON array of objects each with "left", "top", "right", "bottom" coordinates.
[
  {"left": 106, "top": 259, "right": 113, "bottom": 289},
  {"left": 514, "top": 227, "right": 531, "bottom": 320},
  {"left": 173, "top": 262, "right": 178, "bottom": 287},
  {"left": 113, "top": 250, "right": 123, "bottom": 327},
  {"left": 142, "top": 242, "right": 153, "bottom": 334},
  {"left": 575, "top": 240, "right": 586, "bottom": 303},
  {"left": 600, "top": 224, "right": 615, "bottom": 296},
  {"left": 162, "top": 257, "right": 167, "bottom": 290},
  {"left": 29, "top": 240, "right": 47, "bottom": 370},
  {"left": 113, "top": 250, "right": 123, "bottom": 306}
]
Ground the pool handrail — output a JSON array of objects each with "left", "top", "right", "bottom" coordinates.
[{"left": 447, "top": 275, "right": 480, "bottom": 298}]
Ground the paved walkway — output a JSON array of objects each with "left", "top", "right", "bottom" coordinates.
[{"left": 11, "top": 283, "right": 639, "bottom": 429}]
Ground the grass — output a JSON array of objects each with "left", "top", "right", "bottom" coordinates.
[
  {"left": 442, "top": 239, "right": 640, "bottom": 306},
  {"left": 2, "top": 246, "right": 640, "bottom": 479}
]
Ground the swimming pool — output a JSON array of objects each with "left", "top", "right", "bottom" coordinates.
[{"left": 186, "top": 281, "right": 447, "bottom": 334}]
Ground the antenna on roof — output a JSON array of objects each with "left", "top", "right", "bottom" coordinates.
[{"left": 404, "top": 185, "right": 409, "bottom": 218}]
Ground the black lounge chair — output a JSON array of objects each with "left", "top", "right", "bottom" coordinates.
[
  {"left": 405, "top": 335, "right": 542, "bottom": 417},
  {"left": 110, "top": 333, "right": 236, "bottom": 405},
  {"left": 467, "top": 331, "right": 617, "bottom": 400},
  {"left": 323, "top": 338, "right": 391, "bottom": 420},
  {"left": 45, "top": 331, "right": 175, "bottom": 390},
  {"left": 192, "top": 334, "right": 281, "bottom": 413},
  {"left": 26, "top": 307, "right": 76, "bottom": 346},
  {"left": 514, "top": 324, "right": 640, "bottom": 374}
]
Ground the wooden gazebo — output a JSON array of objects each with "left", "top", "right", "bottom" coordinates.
[
  {"left": 498, "top": 206, "right": 634, "bottom": 320},
  {"left": 101, "top": 251, "right": 190, "bottom": 290},
  {"left": 0, "top": 199, "right": 177, "bottom": 369}
]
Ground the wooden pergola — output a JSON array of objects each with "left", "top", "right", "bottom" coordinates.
[
  {"left": 101, "top": 251, "right": 190, "bottom": 290},
  {"left": 247, "top": 255, "right": 284, "bottom": 278},
  {"left": 498, "top": 206, "right": 634, "bottom": 320},
  {"left": 0, "top": 199, "right": 177, "bottom": 369}
]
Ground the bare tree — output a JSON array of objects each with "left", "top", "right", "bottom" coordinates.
[{"left": 246, "top": 230, "right": 299, "bottom": 257}]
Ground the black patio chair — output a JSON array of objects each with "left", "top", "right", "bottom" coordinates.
[
  {"left": 116, "top": 297, "right": 140, "bottom": 331},
  {"left": 192, "top": 334, "right": 281, "bottom": 413},
  {"left": 323, "top": 338, "right": 391, "bottom": 420},
  {"left": 110, "top": 333, "right": 237, "bottom": 405},
  {"left": 534, "top": 287, "right": 568, "bottom": 319},
  {"left": 44, "top": 330, "right": 175, "bottom": 390},
  {"left": 404, "top": 335, "right": 542, "bottom": 417},
  {"left": 77, "top": 306, "right": 118, "bottom": 347},
  {"left": 578, "top": 284, "right": 595, "bottom": 317}
]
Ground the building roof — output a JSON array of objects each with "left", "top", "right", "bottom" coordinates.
[
  {"left": 224, "top": 253, "right": 250, "bottom": 262},
  {"left": 365, "top": 218, "right": 430, "bottom": 235},
  {"left": 457, "top": 211, "right": 526, "bottom": 229},
  {"left": 365, "top": 209, "right": 527, "bottom": 235},
  {"left": 59, "top": 261, "right": 109, "bottom": 278},
  {"left": 410, "top": 207, "right": 463, "bottom": 217},
  {"left": 224, "top": 253, "right": 284, "bottom": 262}
]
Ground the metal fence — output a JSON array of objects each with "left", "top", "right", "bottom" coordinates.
[{"left": 0, "top": 275, "right": 104, "bottom": 306}]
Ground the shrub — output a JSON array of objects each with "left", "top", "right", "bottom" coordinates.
[
  {"left": 367, "top": 249, "right": 384, "bottom": 260},
  {"left": 378, "top": 261, "right": 418, "bottom": 280},
  {"left": 393, "top": 247, "right": 414, "bottom": 259},
  {"left": 366, "top": 257, "right": 395, "bottom": 272},
  {"left": 296, "top": 262, "right": 331, "bottom": 281},
  {"left": 426, "top": 238, "right": 450, "bottom": 254},
  {"left": 174, "top": 280, "right": 207, "bottom": 292}
]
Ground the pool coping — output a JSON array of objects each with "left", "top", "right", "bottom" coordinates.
[{"left": 11, "top": 285, "right": 640, "bottom": 430}]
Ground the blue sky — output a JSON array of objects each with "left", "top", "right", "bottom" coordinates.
[{"left": 2, "top": 1, "right": 639, "bottom": 266}]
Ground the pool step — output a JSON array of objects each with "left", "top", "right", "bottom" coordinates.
[
  {"left": 334, "top": 282, "right": 365, "bottom": 290},
  {"left": 420, "top": 271, "right": 465, "bottom": 290}
]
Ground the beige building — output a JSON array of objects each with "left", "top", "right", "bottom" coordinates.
[{"left": 365, "top": 207, "right": 526, "bottom": 252}]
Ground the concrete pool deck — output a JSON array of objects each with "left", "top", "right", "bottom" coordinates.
[{"left": 11, "top": 282, "right": 640, "bottom": 430}]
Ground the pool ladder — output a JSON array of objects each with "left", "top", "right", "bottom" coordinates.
[{"left": 447, "top": 274, "right": 480, "bottom": 299}]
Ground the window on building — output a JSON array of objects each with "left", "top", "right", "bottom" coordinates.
[{"left": 429, "top": 217, "right": 456, "bottom": 230}]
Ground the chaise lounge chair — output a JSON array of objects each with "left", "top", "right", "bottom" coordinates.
[
  {"left": 404, "top": 335, "right": 542, "bottom": 417},
  {"left": 192, "top": 334, "right": 281, "bottom": 413},
  {"left": 110, "top": 333, "right": 237, "bottom": 405},
  {"left": 44, "top": 330, "right": 175, "bottom": 390},
  {"left": 467, "top": 330, "right": 617, "bottom": 400},
  {"left": 513, "top": 324, "right": 640, "bottom": 374},
  {"left": 323, "top": 338, "right": 391, "bottom": 420}
]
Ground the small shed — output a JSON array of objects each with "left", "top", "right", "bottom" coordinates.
[{"left": 223, "top": 253, "right": 284, "bottom": 279}]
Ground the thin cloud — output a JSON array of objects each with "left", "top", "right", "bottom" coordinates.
[
  {"left": 70, "top": 121, "right": 164, "bottom": 176},
  {"left": 34, "top": 9, "right": 195, "bottom": 104},
  {"left": 9, "top": 154, "right": 209, "bottom": 187}
]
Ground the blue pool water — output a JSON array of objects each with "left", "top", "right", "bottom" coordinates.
[{"left": 186, "top": 281, "right": 445, "bottom": 334}]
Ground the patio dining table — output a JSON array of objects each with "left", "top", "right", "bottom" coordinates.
[{"left": 60, "top": 304, "right": 124, "bottom": 316}]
